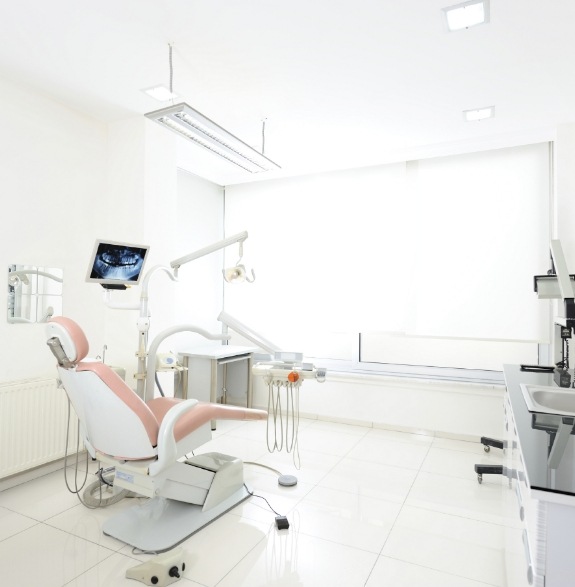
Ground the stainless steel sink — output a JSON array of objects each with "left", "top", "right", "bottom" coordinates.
[{"left": 520, "top": 384, "right": 575, "bottom": 416}]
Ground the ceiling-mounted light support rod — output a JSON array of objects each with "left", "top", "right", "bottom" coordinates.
[{"left": 145, "top": 102, "right": 281, "bottom": 173}]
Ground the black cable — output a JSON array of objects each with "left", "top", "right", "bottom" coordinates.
[
  {"left": 155, "top": 371, "right": 166, "bottom": 397},
  {"left": 244, "top": 484, "right": 282, "bottom": 517}
]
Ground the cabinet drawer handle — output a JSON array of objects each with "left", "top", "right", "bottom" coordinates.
[
  {"left": 522, "top": 529, "right": 533, "bottom": 585},
  {"left": 515, "top": 483, "right": 524, "bottom": 520}
]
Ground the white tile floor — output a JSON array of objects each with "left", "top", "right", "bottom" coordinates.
[{"left": 0, "top": 417, "right": 514, "bottom": 587}]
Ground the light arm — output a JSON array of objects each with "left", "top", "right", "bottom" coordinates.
[
  {"left": 217, "top": 311, "right": 280, "bottom": 355},
  {"left": 170, "top": 231, "right": 248, "bottom": 275}
]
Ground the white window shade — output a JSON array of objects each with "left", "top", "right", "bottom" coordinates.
[
  {"left": 223, "top": 164, "right": 407, "bottom": 358},
  {"left": 223, "top": 143, "right": 550, "bottom": 369},
  {"left": 406, "top": 143, "right": 550, "bottom": 342}
]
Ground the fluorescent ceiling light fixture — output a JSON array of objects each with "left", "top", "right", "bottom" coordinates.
[
  {"left": 463, "top": 106, "right": 494, "bottom": 121},
  {"left": 145, "top": 102, "right": 280, "bottom": 173},
  {"left": 142, "top": 85, "right": 178, "bottom": 102},
  {"left": 443, "top": 0, "right": 489, "bottom": 31}
]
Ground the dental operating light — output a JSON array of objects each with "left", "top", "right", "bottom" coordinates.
[{"left": 145, "top": 103, "right": 281, "bottom": 174}]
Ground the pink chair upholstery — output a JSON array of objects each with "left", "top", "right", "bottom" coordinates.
[{"left": 46, "top": 316, "right": 267, "bottom": 461}]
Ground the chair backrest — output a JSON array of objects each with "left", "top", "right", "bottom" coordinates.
[{"left": 47, "top": 317, "right": 160, "bottom": 460}]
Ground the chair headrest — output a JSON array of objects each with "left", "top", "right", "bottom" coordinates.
[{"left": 46, "top": 316, "right": 90, "bottom": 366}]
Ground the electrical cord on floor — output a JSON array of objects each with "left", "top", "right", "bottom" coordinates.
[
  {"left": 243, "top": 484, "right": 281, "bottom": 516},
  {"left": 244, "top": 484, "right": 290, "bottom": 530},
  {"left": 243, "top": 461, "right": 298, "bottom": 487},
  {"left": 244, "top": 461, "right": 284, "bottom": 477}
]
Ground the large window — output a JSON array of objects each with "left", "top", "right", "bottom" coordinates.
[{"left": 224, "top": 143, "right": 550, "bottom": 379}]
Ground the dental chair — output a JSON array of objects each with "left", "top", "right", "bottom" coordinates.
[{"left": 46, "top": 316, "right": 268, "bottom": 552}]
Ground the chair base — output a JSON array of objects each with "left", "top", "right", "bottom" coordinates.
[{"left": 102, "top": 484, "right": 251, "bottom": 553}]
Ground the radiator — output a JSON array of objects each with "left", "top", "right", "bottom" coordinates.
[{"left": 0, "top": 377, "right": 78, "bottom": 479}]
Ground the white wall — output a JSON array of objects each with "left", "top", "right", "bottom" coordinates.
[
  {"left": 552, "top": 123, "right": 575, "bottom": 362},
  {"left": 252, "top": 374, "right": 504, "bottom": 440},
  {"left": 0, "top": 77, "right": 225, "bottom": 387},
  {"left": 556, "top": 124, "right": 575, "bottom": 260},
  {"left": 100, "top": 116, "right": 179, "bottom": 379},
  {"left": 0, "top": 76, "right": 108, "bottom": 382},
  {"left": 170, "top": 170, "right": 225, "bottom": 349},
  {"left": 75, "top": 122, "right": 226, "bottom": 384}
]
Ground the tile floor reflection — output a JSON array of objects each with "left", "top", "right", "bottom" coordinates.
[{"left": 0, "top": 418, "right": 515, "bottom": 586}]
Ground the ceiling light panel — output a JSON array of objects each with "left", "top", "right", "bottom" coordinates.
[
  {"left": 463, "top": 106, "right": 495, "bottom": 121},
  {"left": 443, "top": 0, "right": 489, "bottom": 32},
  {"left": 142, "top": 85, "right": 178, "bottom": 102},
  {"left": 145, "top": 103, "right": 280, "bottom": 173}
]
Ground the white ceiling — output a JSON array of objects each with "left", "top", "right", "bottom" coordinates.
[{"left": 1, "top": 0, "right": 574, "bottom": 185}]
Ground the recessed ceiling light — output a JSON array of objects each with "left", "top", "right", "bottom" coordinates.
[
  {"left": 463, "top": 106, "right": 495, "bottom": 122},
  {"left": 443, "top": 0, "right": 489, "bottom": 32},
  {"left": 142, "top": 85, "right": 178, "bottom": 102}
]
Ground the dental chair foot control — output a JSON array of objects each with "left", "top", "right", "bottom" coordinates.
[
  {"left": 276, "top": 516, "right": 290, "bottom": 530},
  {"left": 126, "top": 548, "right": 186, "bottom": 586}
]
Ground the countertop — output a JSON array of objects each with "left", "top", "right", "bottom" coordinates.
[
  {"left": 177, "top": 345, "right": 257, "bottom": 360},
  {"left": 504, "top": 364, "right": 575, "bottom": 497}
]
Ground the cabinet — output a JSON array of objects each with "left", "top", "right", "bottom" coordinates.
[
  {"left": 178, "top": 345, "right": 257, "bottom": 429},
  {"left": 503, "top": 365, "right": 575, "bottom": 587}
]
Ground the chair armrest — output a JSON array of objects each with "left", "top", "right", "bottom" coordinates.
[{"left": 148, "top": 399, "right": 199, "bottom": 476}]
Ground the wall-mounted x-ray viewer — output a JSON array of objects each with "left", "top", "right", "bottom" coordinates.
[{"left": 86, "top": 240, "right": 150, "bottom": 289}]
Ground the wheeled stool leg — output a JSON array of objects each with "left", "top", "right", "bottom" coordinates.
[
  {"left": 474, "top": 464, "right": 504, "bottom": 484},
  {"left": 480, "top": 436, "right": 504, "bottom": 453}
]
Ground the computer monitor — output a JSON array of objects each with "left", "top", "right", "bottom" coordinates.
[{"left": 86, "top": 240, "right": 149, "bottom": 288}]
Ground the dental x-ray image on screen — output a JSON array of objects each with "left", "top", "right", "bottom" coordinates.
[{"left": 86, "top": 240, "right": 149, "bottom": 286}]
